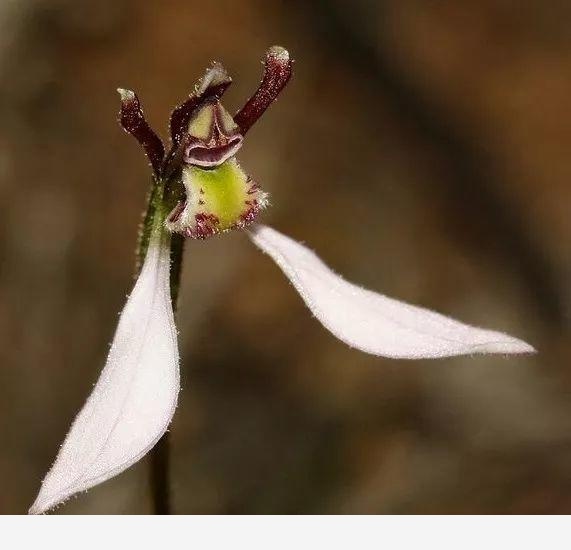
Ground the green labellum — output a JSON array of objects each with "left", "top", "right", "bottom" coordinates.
[{"left": 165, "top": 158, "right": 267, "bottom": 239}]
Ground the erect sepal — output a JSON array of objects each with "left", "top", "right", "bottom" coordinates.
[
  {"left": 117, "top": 89, "right": 165, "bottom": 177},
  {"left": 234, "top": 46, "right": 292, "bottom": 135},
  {"left": 118, "top": 47, "right": 292, "bottom": 184},
  {"left": 169, "top": 63, "right": 232, "bottom": 148}
]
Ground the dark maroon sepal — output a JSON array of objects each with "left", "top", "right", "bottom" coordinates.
[
  {"left": 169, "top": 63, "right": 232, "bottom": 147},
  {"left": 117, "top": 89, "right": 165, "bottom": 177},
  {"left": 234, "top": 46, "right": 292, "bottom": 135}
]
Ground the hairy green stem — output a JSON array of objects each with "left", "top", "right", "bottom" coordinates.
[{"left": 136, "top": 178, "right": 185, "bottom": 515}]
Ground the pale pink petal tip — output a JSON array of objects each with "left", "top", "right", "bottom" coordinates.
[
  {"left": 248, "top": 225, "right": 535, "bottom": 360},
  {"left": 29, "top": 230, "right": 180, "bottom": 514}
]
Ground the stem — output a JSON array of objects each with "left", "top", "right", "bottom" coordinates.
[
  {"left": 150, "top": 434, "right": 171, "bottom": 515},
  {"left": 137, "top": 178, "right": 186, "bottom": 515},
  {"left": 169, "top": 232, "right": 185, "bottom": 306}
]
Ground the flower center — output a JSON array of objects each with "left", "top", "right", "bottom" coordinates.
[{"left": 183, "top": 101, "right": 243, "bottom": 168}]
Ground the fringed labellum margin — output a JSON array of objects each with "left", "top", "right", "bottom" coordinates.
[{"left": 166, "top": 159, "right": 268, "bottom": 239}]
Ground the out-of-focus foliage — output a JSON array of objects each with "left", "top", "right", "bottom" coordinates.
[{"left": 0, "top": 0, "right": 570, "bottom": 513}]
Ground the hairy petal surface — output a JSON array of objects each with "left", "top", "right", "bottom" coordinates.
[
  {"left": 29, "top": 230, "right": 180, "bottom": 514},
  {"left": 248, "top": 225, "right": 534, "bottom": 359}
]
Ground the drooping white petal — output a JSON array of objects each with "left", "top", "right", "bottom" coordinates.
[
  {"left": 248, "top": 225, "right": 535, "bottom": 359},
  {"left": 29, "top": 229, "right": 180, "bottom": 514}
]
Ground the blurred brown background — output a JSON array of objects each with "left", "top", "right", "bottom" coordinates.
[{"left": 0, "top": 0, "right": 570, "bottom": 514}]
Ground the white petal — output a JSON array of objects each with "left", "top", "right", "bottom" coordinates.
[
  {"left": 248, "top": 225, "right": 534, "bottom": 359},
  {"left": 29, "top": 229, "right": 180, "bottom": 514}
]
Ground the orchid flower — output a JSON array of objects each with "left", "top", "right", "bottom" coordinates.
[{"left": 29, "top": 46, "right": 534, "bottom": 514}]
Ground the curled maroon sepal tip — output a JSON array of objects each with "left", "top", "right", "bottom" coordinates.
[
  {"left": 117, "top": 88, "right": 165, "bottom": 177},
  {"left": 169, "top": 63, "right": 232, "bottom": 148},
  {"left": 234, "top": 46, "right": 293, "bottom": 135}
]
